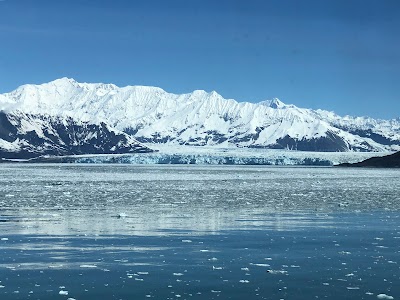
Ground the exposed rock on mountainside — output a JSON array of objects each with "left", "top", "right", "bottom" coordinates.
[
  {"left": 0, "top": 111, "right": 152, "bottom": 159},
  {"left": 1, "top": 78, "right": 399, "bottom": 158}
]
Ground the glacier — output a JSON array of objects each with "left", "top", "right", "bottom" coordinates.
[
  {"left": 1, "top": 77, "right": 400, "bottom": 160},
  {"left": 33, "top": 145, "right": 389, "bottom": 166}
]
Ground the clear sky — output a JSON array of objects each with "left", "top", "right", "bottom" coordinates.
[{"left": 0, "top": 0, "right": 399, "bottom": 119}]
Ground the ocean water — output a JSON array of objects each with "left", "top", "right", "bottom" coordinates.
[{"left": 0, "top": 164, "right": 399, "bottom": 300}]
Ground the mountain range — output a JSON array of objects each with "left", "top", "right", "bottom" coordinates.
[{"left": 1, "top": 78, "right": 399, "bottom": 159}]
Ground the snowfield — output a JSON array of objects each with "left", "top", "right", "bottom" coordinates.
[{"left": 1, "top": 78, "right": 400, "bottom": 159}]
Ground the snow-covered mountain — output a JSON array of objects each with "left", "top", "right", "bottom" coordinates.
[
  {"left": 1, "top": 77, "right": 399, "bottom": 157},
  {"left": 0, "top": 111, "right": 152, "bottom": 159}
]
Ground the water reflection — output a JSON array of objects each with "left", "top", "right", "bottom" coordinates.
[
  {"left": 0, "top": 207, "right": 340, "bottom": 237},
  {"left": 0, "top": 165, "right": 399, "bottom": 299}
]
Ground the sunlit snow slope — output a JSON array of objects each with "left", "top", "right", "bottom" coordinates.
[{"left": 1, "top": 78, "right": 400, "bottom": 157}]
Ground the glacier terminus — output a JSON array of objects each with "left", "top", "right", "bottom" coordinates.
[{"left": 0, "top": 78, "right": 399, "bottom": 162}]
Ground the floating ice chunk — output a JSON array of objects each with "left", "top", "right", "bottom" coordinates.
[
  {"left": 137, "top": 272, "right": 149, "bottom": 275},
  {"left": 266, "top": 269, "right": 288, "bottom": 275},
  {"left": 135, "top": 278, "right": 144, "bottom": 281},
  {"left": 79, "top": 264, "right": 97, "bottom": 268},
  {"left": 239, "top": 280, "right": 250, "bottom": 283},
  {"left": 241, "top": 267, "right": 250, "bottom": 271},
  {"left": 48, "top": 264, "right": 64, "bottom": 268},
  {"left": 251, "top": 263, "right": 270, "bottom": 267},
  {"left": 67, "top": 298, "right": 76, "bottom": 300},
  {"left": 347, "top": 287, "right": 360, "bottom": 290},
  {"left": 173, "top": 273, "right": 184, "bottom": 276},
  {"left": 59, "top": 290, "right": 68, "bottom": 295},
  {"left": 1, "top": 238, "right": 8, "bottom": 241},
  {"left": 211, "top": 290, "right": 221, "bottom": 293},
  {"left": 377, "top": 294, "right": 394, "bottom": 300},
  {"left": 200, "top": 249, "right": 209, "bottom": 252},
  {"left": 182, "top": 240, "right": 192, "bottom": 243},
  {"left": 0, "top": 285, "right": 5, "bottom": 288},
  {"left": 212, "top": 266, "right": 223, "bottom": 270}
]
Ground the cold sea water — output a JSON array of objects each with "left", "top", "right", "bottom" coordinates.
[{"left": 0, "top": 164, "right": 399, "bottom": 300}]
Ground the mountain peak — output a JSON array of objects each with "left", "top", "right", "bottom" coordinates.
[
  {"left": 259, "top": 98, "right": 286, "bottom": 109},
  {"left": 1, "top": 78, "right": 400, "bottom": 153},
  {"left": 51, "top": 77, "right": 78, "bottom": 85}
]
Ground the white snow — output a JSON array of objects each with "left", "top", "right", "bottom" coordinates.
[
  {"left": 0, "top": 139, "right": 21, "bottom": 151},
  {"left": 1, "top": 77, "right": 399, "bottom": 152},
  {"left": 69, "top": 144, "right": 390, "bottom": 166}
]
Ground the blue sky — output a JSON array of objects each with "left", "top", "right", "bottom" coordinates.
[{"left": 0, "top": 0, "right": 399, "bottom": 119}]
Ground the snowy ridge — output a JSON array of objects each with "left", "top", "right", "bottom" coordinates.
[
  {"left": 0, "top": 111, "right": 152, "bottom": 159},
  {"left": 1, "top": 78, "right": 400, "bottom": 155}
]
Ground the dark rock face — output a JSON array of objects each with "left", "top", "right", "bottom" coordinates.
[
  {"left": 337, "top": 151, "right": 400, "bottom": 168},
  {"left": 263, "top": 132, "right": 349, "bottom": 152},
  {"left": 0, "top": 111, "right": 153, "bottom": 159},
  {"left": 336, "top": 126, "right": 400, "bottom": 147}
]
